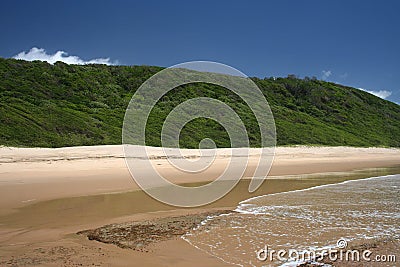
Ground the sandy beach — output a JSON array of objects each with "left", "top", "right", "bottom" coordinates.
[{"left": 0, "top": 145, "right": 399, "bottom": 266}]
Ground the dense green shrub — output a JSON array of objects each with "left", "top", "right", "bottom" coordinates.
[{"left": 0, "top": 58, "right": 399, "bottom": 148}]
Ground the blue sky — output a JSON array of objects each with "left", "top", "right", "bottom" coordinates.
[{"left": 1, "top": 0, "right": 399, "bottom": 103}]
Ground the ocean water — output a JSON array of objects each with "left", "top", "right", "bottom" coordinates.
[{"left": 183, "top": 174, "right": 400, "bottom": 266}]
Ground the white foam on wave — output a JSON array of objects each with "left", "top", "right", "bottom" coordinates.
[{"left": 235, "top": 174, "right": 400, "bottom": 215}]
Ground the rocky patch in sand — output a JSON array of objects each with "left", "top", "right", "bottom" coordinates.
[{"left": 78, "top": 210, "right": 231, "bottom": 252}]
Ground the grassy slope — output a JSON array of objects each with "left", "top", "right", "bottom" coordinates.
[{"left": 0, "top": 58, "right": 399, "bottom": 148}]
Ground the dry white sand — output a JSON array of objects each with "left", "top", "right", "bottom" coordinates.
[{"left": 0, "top": 145, "right": 399, "bottom": 213}]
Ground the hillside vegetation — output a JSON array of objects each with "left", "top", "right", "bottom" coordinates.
[{"left": 0, "top": 58, "right": 399, "bottom": 148}]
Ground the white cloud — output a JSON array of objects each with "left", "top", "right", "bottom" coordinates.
[
  {"left": 13, "top": 47, "right": 116, "bottom": 65},
  {"left": 358, "top": 88, "right": 392, "bottom": 99},
  {"left": 321, "top": 70, "right": 332, "bottom": 80}
]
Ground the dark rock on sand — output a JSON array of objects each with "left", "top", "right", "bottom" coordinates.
[{"left": 78, "top": 210, "right": 231, "bottom": 252}]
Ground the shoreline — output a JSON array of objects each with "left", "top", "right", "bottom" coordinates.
[
  {"left": 0, "top": 145, "right": 399, "bottom": 266},
  {"left": 74, "top": 172, "right": 400, "bottom": 267},
  {"left": 1, "top": 171, "right": 399, "bottom": 266}
]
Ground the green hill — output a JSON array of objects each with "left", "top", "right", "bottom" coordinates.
[{"left": 0, "top": 57, "right": 399, "bottom": 148}]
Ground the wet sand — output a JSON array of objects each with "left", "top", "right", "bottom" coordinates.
[{"left": 0, "top": 146, "right": 399, "bottom": 266}]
